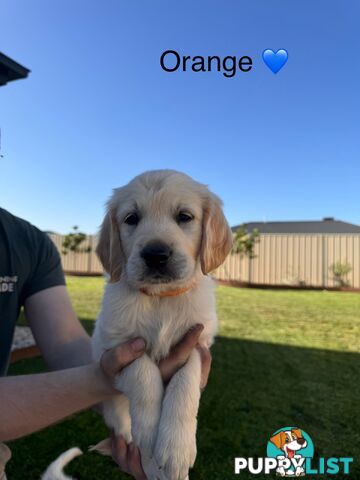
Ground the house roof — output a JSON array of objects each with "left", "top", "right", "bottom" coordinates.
[
  {"left": 0, "top": 52, "right": 30, "bottom": 86},
  {"left": 232, "top": 218, "right": 360, "bottom": 234}
]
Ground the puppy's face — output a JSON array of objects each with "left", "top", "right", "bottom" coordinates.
[
  {"left": 97, "top": 170, "right": 233, "bottom": 291},
  {"left": 119, "top": 179, "right": 203, "bottom": 286}
]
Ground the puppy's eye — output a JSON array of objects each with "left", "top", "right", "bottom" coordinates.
[
  {"left": 177, "top": 212, "right": 194, "bottom": 223},
  {"left": 124, "top": 213, "right": 139, "bottom": 226}
]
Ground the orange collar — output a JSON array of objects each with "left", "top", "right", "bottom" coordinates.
[{"left": 140, "top": 282, "right": 196, "bottom": 298}]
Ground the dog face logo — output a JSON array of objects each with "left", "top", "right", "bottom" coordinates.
[
  {"left": 270, "top": 428, "right": 307, "bottom": 459},
  {"left": 267, "top": 427, "right": 314, "bottom": 477}
]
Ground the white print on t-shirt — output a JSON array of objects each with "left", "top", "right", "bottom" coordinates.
[{"left": 0, "top": 275, "right": 18, "bottom": 293}]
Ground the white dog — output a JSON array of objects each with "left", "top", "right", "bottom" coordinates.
[{"left": 43, "top": 169, "right": 232, "bottom": 480}]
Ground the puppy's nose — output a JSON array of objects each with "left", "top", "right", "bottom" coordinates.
[
  {"left": 297, "top": 437, "right": 306, "bottom": 445},
  {"left": 141, "top": 242, "right": 172, "bottom": 268}
]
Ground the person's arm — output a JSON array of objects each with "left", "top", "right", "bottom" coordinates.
[
  {"left": 24, "top": 285, "right": 93, "bottom": 370},
  {"left": 0, "top": 339, "right": 146, "bottom": 442}
]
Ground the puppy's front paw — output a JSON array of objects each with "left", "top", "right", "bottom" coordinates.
[{"left": 154, "top": 426, "right": 197, "bottom": 480}]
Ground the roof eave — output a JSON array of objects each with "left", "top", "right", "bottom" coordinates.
[{"left": 0, "top": 52, "right": 30, "bottom": 86}]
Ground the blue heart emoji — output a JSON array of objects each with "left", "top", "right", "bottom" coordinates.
[{"left": 262, "top": 49, "right": 288, "bottom": 74}]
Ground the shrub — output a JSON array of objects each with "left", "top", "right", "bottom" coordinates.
[
  {"left": 330, "top": 261, "right": 352, "bottom": 287},
  {"left": 62, "top": 226, "right": 91, "bottom": 256}
]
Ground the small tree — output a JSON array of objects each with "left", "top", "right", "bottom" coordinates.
[
  {"left": 232, "top": 225, "right": 260, "bottom": 259},
  {"left": 232, "top": 225, "right": 260, "bottom": 283},
  {"left": 330, "top": 262, "right": 352, "bottom": 287},
  {"left": 62, "top": 226, "right": 91, "bottom": 269}
]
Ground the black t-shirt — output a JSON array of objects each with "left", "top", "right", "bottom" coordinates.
[{"left": 0, "top": 208, "right": 65, "bottom": 375}]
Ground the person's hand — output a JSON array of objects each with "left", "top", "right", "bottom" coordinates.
[
  {"left": 111, "top": 324, "right": 212, "bottom": 479},
  {"left": 100, "top": 337, "right": 147, "bottom": 388}
]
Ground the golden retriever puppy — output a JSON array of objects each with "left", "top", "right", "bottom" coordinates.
[{"left": 91, "top": 169, "right": 232, "bottom": 480}]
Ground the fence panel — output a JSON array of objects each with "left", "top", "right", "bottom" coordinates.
[
  {"left": 49, "top": 234, "right": 103, "bottom": 274},
  {"left": 49, "top": 233, "right": 360, "bottom": 287},
  {"left": 214, "top": 234, "right": 360, "bottom": 288}
]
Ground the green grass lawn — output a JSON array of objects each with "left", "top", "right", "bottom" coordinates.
[{"left": 8, "top": 277, "right": 360, "bottom": 479}]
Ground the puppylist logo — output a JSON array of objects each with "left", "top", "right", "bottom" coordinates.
[{"left": 234, "top": 427, "right": 353, "bottom": 476}]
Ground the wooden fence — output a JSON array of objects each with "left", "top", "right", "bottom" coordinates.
[
  {"left": 50, "top": 233, "right": 360, "bottom": 288},
  {"left": 49, "top": 234, "right": 103, "bottom": 275},
  {"left": 215, "top": 234, "right": 360, "bottom": 288}
]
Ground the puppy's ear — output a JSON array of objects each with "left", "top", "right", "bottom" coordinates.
[
  {"left": 96, "top": 209, "right": 124, "bottom": 283},
  {"left": 270, "top": 432, "right": 285, "bottom": 450},
  {"left": 200, "top": 193, "right": 233, "bottom": 274}
]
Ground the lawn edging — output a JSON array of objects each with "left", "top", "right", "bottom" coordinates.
[
  {"left": 10, "top": 345, "right": 41, "bottom": 363},
  {"left": 215, "top": 278, "right": 360, "bottom": 293}
]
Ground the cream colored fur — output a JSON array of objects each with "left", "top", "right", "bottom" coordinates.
[
  {"left": 41, "top": 448, "right": 82, "bottom": 480},
  {"left": 92, "top": 170, "right": 232, "bottom": 480}
]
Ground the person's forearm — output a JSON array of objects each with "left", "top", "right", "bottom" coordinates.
[
  {"left": 24, "top": 286, "right": 94, "bottom": 371},
  {"left": 45, "top": 333, "right": 93, "bottom": 370},
  {"left": 0, "top": 363, "right": 113, "bottom": 442}
]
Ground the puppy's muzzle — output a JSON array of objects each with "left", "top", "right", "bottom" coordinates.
[{"left": 141, "top": 242, "right": 173, "bottom": 270}]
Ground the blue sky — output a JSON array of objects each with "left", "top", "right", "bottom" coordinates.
[{"left": 1, "top": 0, "right": 359, "bottom": 233}]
